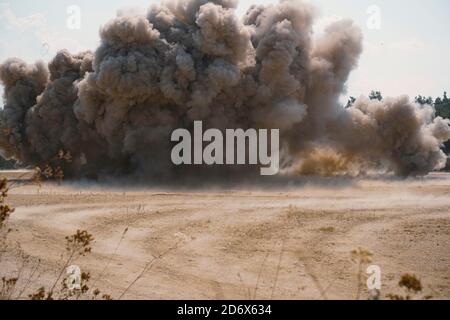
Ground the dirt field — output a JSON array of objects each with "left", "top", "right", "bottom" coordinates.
[{"left": 1, "top": 171, "right": 450, "bottom": 300}]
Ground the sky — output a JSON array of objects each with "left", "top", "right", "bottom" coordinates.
[{"left": 0, "top": 0, "right": 449, "bottom": 106}]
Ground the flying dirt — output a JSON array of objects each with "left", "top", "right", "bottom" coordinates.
[{"left": 0, "top": 0, "right": 449, "bottom": 181}]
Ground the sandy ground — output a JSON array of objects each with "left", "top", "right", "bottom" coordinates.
[{"left": 1, "top": 171, "right": 450, "bottom": 300}]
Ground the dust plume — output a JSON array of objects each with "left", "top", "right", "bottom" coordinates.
[{"left": 0, "top": 0, "right": 449, "bottom": 181}]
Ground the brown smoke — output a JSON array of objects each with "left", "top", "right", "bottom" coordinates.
[{"left": 0, "top": 0, "right": 449, "bottom": 181}]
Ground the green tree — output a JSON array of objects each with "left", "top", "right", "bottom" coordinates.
[
  {"left": 435, "top": 91, "right": 450, "bottom": 119},
  {"left": 369, "top": 90, "right": 383, "bottom": 101},
  {"left": 415, "top": 95, "right": 433, "bottom": 105},
  {"left": 346, "top": 96, "right": 356, "bottom": 108}
]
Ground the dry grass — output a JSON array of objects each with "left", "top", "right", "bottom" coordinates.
[
  {"left": 351, "top": 247, "right": 373, "bottom": 300},
  {"left": 319, "top": 226, "right": 335, "bottom": 233},
  {"left": 0, "top": 173, "right": 114, "bottom": 300},
  {"left": 387, "top": 274, "right": 432, "bottom": 300},
  {"left": 0, "top": 169, "right": 174, "bottom": 300},
  {"left": 117, "top": 238, "right": 183, "bottom": 300}
]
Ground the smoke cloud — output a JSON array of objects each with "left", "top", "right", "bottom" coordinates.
[{"left": 0, "top": 0, "right": 449, "bottom": 181}]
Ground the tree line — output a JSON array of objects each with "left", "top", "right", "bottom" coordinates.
[{"left": 347, "top": 91, "right": 450, "bottom": 116}]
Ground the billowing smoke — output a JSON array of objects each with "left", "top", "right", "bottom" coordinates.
[{"left": 0, "top": 0, "right": 449, "bottom": 181}]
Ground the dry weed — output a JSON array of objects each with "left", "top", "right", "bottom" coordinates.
[
  {"left": 387, "top": 274, "right": 432, "bottom": 300},
  {"left": 351, "top": 247, "right": 373, "bottom": 300}
]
